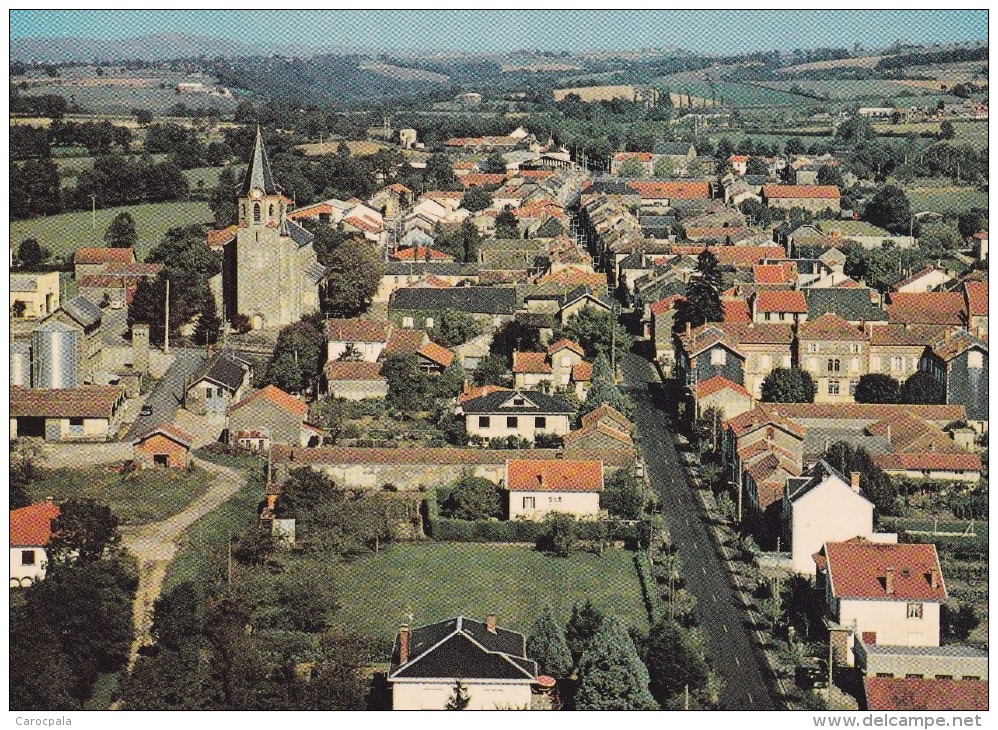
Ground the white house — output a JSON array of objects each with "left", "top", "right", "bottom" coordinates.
[
  {"left": 892, "top": 266, "right": 953, "bottom": 294},
  {"left": 506, "top": 459, "right": 603, "bottom": 520},
  {"left": 784, "top": 461, "right": 898, "bottom": 575},
  {"left": 325, "top": 318, "right": 392, "bottom": 363},
  {"left": 388, "top": 615, "right": 537, "bottom": 710},
  {"left": 815, "top": 538, "right": 946, "bottom": 665},
  {"left": 460, "top": 390, "right": 574, "bottom": 443},
  {"left": 10, "top": 500, "right": 60, "bottom": 588}
]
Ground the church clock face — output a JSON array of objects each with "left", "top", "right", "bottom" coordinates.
[{"left": 252, "top": 188, "right": 263, "bottom": 200}]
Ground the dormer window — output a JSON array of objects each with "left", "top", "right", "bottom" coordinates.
[
  {"left": 253, "top": 203, "right": 261, "bottom": 224},
  {"left": 513, "top": 397, "right": 525, "bottom": 406}
]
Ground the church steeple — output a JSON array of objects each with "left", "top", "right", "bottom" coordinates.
[{"left": 239, "top": 125, "right": 279, "bottom": 197}]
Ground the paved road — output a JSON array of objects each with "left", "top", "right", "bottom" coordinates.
[
  {"left": 125, "top": 347, "right": 205, "bottom": 439},
  {"left": 620, "top": 352, "right": 778, "bottom": 711}
]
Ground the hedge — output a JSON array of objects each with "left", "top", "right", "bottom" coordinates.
[{"left": 634, "top": 552, "right": 663, "bottom": 626}]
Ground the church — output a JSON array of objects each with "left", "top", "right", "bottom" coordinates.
[{"left": 220, "top": 127, "right": 325, "bottom": 330}]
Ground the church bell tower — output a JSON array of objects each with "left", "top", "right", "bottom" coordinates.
[{"left": 237, "top": 125, "right": 286, "bottom": 229}]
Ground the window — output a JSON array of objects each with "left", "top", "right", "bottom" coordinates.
[
  {"left": 850, "top": 343, "right": 861, "bottom": 354},
  {"left": 535, "top": 416, "right": 547, "bottom": 429},
  {"left": 478, "top": 416, "right": 490, "bottom": 429},
  {"left": 153, "top": 454, "right": 169, "bottom": 467},
  {"left": 905, "top": 674, "right": 924, "bottom": 679},
  {"left": 828, "top": 380, "right": 840, "bottom": 395},
  {"left": 876, "top": 673, "right": 893, "bottom": 678},
  {"left": 548, "top": 496, "right": 562, "bottom": 504},
  {"left": 711, "top": 349, "right": 726, "bottom": 366},
  {"left": 513, "top": 397, "right": 525, "bottom": 406},
  {"left": 269, "top": 203, "right": 275, "bottom": 218},
  {"left": 871, "top": 356, "right": 881, "bottom": 371},
  {"left": 807, "top": 343, "right": 818, "bottom": 353},
  {"left": 827, "top": 358, "right": 841, "bottom": 373},
  {"left": 779, "top": 312, "right": 786, "bottom": 321},
  {"left": 760, "top": 355, "right": 771, "bottom": 370},
  {"left": 241, "top": 204, "right": 246, "bottom": 220},
  {"left": 893, "top": 356, "right": 904, "bottom": 371},
  {"left": 253, "top": 203, "right": 261, "bottom": 223},
  {"left": 764, "top": 312, "right": 772, "bottom": 322},
  {"left": 20, "top": 550, "right": 35, "bottom": 566},
  {"left": 425, "top": 317, "right": 434, "bottom": 329},
  {"left": 849, "top": 380, "right": 858, "bottom": 396},
  {"left": 907, "top": 603, "right": 923, "bottom": 619},
  {"left": 968, "top": 351, "right": 983, "bottom": 369},
  {"left": 522, "top": 496, "right": 535, "bottom": 510},
  {"left": 506, "top": 416, "right": 518, "bottom": 428},
  {"left": 69, "top": 417, "right": 84, "bottom": 426},
  {"left": 402, "top": 316, "right": 414, "bottom": 328},
  {"left": 936, "top": 675, "right": 953, "bottom": 680}
]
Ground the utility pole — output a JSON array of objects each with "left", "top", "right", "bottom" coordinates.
[
  {"left": 227, "top": 534, "right": 233, "bottom": 586},
  {"left": 610, "top": 302, "right": 618, "bottom": 378},
  {"left": 164, "top": 278, "right": 170, "bottom": 354},
  {"left": 89, "top": 195, "right": 97, "bottom": 231}
]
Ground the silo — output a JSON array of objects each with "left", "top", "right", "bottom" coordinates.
[
  {"left": 32, "top": 319, "right": 80, "bottom": 389},
  {"left": 9, "top": 342, "right": 31, "bottom": 387}
]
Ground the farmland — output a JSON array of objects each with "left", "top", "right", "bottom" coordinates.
[
  {"left": 10, "top": 201, "right": 215, "bottom": 261},
  {"left": 906, "top": 186, "right": 989, "bottom": 214},
  {"left": 660, "top": 80, "right": 812, "bottom": 107}
]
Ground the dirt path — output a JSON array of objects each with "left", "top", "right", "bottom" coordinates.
[{"left": 120, "top": 457, "right": 247, "bottom": 670}]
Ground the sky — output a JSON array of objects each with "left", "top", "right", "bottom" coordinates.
[{"left": 8, "top": 9, "right": 989, "bottom": 54}]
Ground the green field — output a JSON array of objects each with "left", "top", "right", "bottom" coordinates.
[
  {"left": 906, "top": 187, "right": 989, "bottom": 214},
  {"left": 666, "top": 80, "right": 809, "bottom": 107},
  {"left": 32, "top": 465, "right": 210, "bottom": 525},
  {"left": 182, "top": 166, "right": 227, "bottom": 190},
  {"left": 10, "top": 201, "right": 215, "bottom": 261},
  {"left": 316, "top": 542, "right": 650, "bottom": 642}
]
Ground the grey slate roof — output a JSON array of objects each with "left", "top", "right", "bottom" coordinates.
[
  {"left": 61, "top": 295, "right": 102, "bottom": 328},
  {"left": 654, "top": 141, "right": 695, "bottom": 156},
  {"left": 861, "top": 644, "right": 988, "bottom": 658},
  {"left": 390, "top": 286, "right": 517, "bottom": 315},
  {"left": 584, "top": 180, "right": 638, "bottom": 197},
  {"left": 385, "top": 261, "right": 480, "bottom": 276},
  {"left": 239, "top": 126, "right": 279, "bottom": 196},
  {"left": 804, "top": 288, "right": 886, "bottom": 322},
  {"left": 10, "top": 274, "right": 40, "bottom": 292},
  {"left": 191, "top": 351, "right": 248, "bottom": 391},
  {"left": 461, "top": 389, "right": 575, "bottom": 415},
  {"left": 787, "top": 459, "right": 869, "bottom": 502},
  {"left": 305, "top": 261, "right": 326, "bottom": 284},
  {"left": 389, "top": 616, "right": 536, "bottom": 681},
  {"left": 284, "top": 218, "right": 315, "bottom": 247}
]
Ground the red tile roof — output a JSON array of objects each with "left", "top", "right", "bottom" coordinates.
[
  {"left": 270, "top": 445, "right": 634, "bottom": 467},
  {"left": 546, "top": 339, "right": 585, "bottom": 357},
  {"left": 799, "top": 312, "right": 868, "bottom": 341},
  {"left": 628, "top": 181, "right": 711, "bottom": 200},
  {"left": 763, "top": 185, "right": 840, "bottom": 200},
  {"left": 458, "top": 383, "right": 513, "bottom": 404},
  {"left": 132, "top": 422, "right": 194, "bottom": 448},
  {"left": 535, "top": 267, "right": 606, "bottom": 293},
  {"left": 614, "top": 152, "right": 654, "bottom": 162},
  {"left": 820, "top": 538, "right": 946, "bottom": 601},
  {"left": 562, "top": 421, "right": 633, "bottom": 448},
  {"left": 102, "top": 262, "right": 163, "bottom": 277},
  {"left": 391, "top": 246, "right": 455, "bottom": 262},
  {"left": 580, "top": 403, "right": 632, "bottom": 433},
  {"left": 323, "top": 361, "right": 385, "bottom": 380},
  {"left": 343, "top": 215, "right": 383, "bottom": 233},
  {"left": 417, "top": 341, "right": 454, "bottom": 368},
  {"left": 287, "top": 202, "right": 335, "bottom": 219},
  {"left": 868, "top": 323, "right": 949, "bottom": 346},
  {"left": 388, "top": 183, "right": 412, "bottom": 195},
  {"left": 512, "top": 351, "right": 551, "bottom": 374},
  {"left": 754, "top": 290, "right": 807, "bottom": 314},
  {"left": 10, "top": 501, "right": 60, "bottom": 547},
  {"left": 460, "top": 173, "right": 505, "bottom": 188},
  {"left": 887, "top": 292, "right": 965, "bottom": 326},
  {"left": 684, "top": 226, "right": 749, "bottom": 241},
  {"left": 229, "top": 385, "right": 309, "bottom": 418},
  {"left": 10, "top": 386, "right": 122, "bottom": 418},
  {"left": 692, "top": 375, "right": 752, "bottom": 400},
  {"left": 206, "top": 226, "right": 238, "bottom": 247},
  {"left": 873, "top": 452, "right": 982, "bottom": 472},
  {"left": 650, "top": 294, "right": 684, "bottom": 316},
  {"left": 506, "top": 459, "right": 603, "bottom": 492},
  {"left": 382, "top": 329, "right": 429, "bottom": 357},
  {"left": 325, "top": 318, "right": 391, "bottom": 343},
  {"left": 572, "top": 362, "right": 593, "bottom": 382},
  {"left": 753, "top": 262, "right": 797, "bottom": 285},
  {"left": 864, "top": 677, "right": 988, "bottom": 712},
  {"left": 669, "top": 245, "right": 787, "bottom": 268},
  {"left": 722, "top": 299, "right": 752, "bottom": 323},
  {"left": 73, "top": 247, "right": 136, "bottom": 265},
  {"left": 964, "top": 281, "right": 988, "bottom": 317}
]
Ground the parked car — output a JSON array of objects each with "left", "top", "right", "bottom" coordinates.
[
  {"left": 795, "top": 658, "right": 828, "bottom": 690},
  {"left": 140, "top": 404, "right": 153, "bottom": 416}
]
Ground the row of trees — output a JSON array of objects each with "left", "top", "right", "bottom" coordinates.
[{"left": 758, "top": 368, "right": 945, "bottom": 406}]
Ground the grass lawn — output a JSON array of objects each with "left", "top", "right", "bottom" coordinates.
[
  {"left": 906, "top": 187, "right": 989, "bottom": 214},
  {"left": 10, "top": 201, "right": 214, "bottom": 262},
  {"left": 33, "top": 465, "right": 211, "bottom": 525},
  {"left": 311, "top": 542, "right": 650, "bottom": 643},
  {"left": 182, "top": 165, "right": 230, "bottom": 190}
]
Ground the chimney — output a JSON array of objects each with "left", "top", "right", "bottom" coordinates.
[
  {"left": 399, "top": 625, "right": 410, "bottom": 664},
  {"left": 885, "top": 567, "right": 895, "bottom": 595},
  {"left": 266, "top": 494, "right": 277, "bottom": 510},
  {"left": 850, "top": 471, "right": 861, "bottom": 492},
  {"left": 538, "top": 473, "right": 545, "bottom": 487},
  {"left": 930, "top": 567, "right": 941, "bottom": 590},
  {"left": 486, "top": 613, "right": 497, "bottom": 633},
  {"left": 289, "top": 448, "right": 295, "bottom": 461}
]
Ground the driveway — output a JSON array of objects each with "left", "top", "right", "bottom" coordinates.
[
  {"left": 620, "top": 351, "right": 779, "bottom": 710},
  {"left": 125, "top": 347, "right": 205, "bottom": 440}
]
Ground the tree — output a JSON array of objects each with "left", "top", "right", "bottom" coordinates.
[
  {"left": 537, "top": 512, "right": 578, "bottom": 557},
  {"left": 760, "top": 368, "right": 816, "bottom": 403},
  {"left": 479, "top": 152, "right": 507, "bottom": 174},
  {"left": 816, "top": 165, "right": 844, "bottom": 188},
  {"left": 653, "top": 156, "right": 674, "bottom": 178},
  {"left": 556, "top": 307, "right": 631, "bottom": 363},
  {"left": 785, "top": 138, "right": 806, "bottom": 155},
  {"left": 262, "top": 320, "right": 324, "bottom": 394},
  {"left": 864, "top": 184, "right": 912, "bottom": 235},
  {"left": 494, "top": 208, "right": 519, "bottom": 239},
  {"left": 643, "top": 619, "right": 711, "bottom": 708},
  {"left": 382, "top": 352, "right": 432, "bottom": 412},
  {"left": 938, "top": 120, "right": 956, "bottom": 140},
  {"left": 854, "top": 373, "right": 901, "bottom": 404},
  {"left": 565, "top": 600, "right": 606, "bottom": 664},
  {"left": 918, "top": 221, "right": 963, "bottom": 255},
  {"left": 745, "top": 157, "right": 769, "bottom": 176},
  {"left": 445, "top": 680, "right": 471, "bottom": 710},
  {"left": 617, "top": 158, "right": 646, "bottom": 178},
  {"left": 429, "top": 309, "right": 484, "bottom": 347},
  {"left": 579, "top": 354, "right": 631, "bottom": 419},
  {"left": 575, "top": 615, "right": 658, "bottom": 710},
  {"left": 459, "top": 186, "right": 492, "bottom": 212},
  {"left": 10, "top": 439, "right": 45, "bottom": 509},
  {"left": 104, "top": 211, "right": 138, "bottom": 249},
  {"left": 439, "top": 476, "right": 502, "bottom": 520},
  {"left": 823, "top": 441, "right": 897, "bottom": 515},
  {"left": 472, "top": 354, "right": 511, "bottom": 387},
  {"left": 18, "top": 238, "right": 43, "bottom": 268},
  {"left": 901, "top": 371, "right": 946, "bottom": 405},
  {"left": 193, "top": 298, "right": 222, "bottom": 346},
  {"left": 957, "top": 207, "right": 988, "bottom": 238},
  {"left": 208, "top": 166, "right": 240, "bottom": 228},
  {"left": 674, "top": 249, "right": 724, "bottom": 332},
  {"left": 320, "top": 237, "right": 383, "bottom": 315},
  {"left": 49, "top": 498, "right": 122, "bottom": 565},
  {"left": 134, "top": 108, "right": 154, "bottom": 125},
  {"left": 527, "top": 606, "right": 573, "bottom": 679},
  {"left": 602, "top": 470, "right": 645, "bottom": 520}
]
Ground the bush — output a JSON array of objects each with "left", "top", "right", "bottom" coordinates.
[
  {"left": 536, "top": 513, "right": 578, "bottom": 556},
  {"left": 437, "top": 476, "right": 503, "bottom": 520}
]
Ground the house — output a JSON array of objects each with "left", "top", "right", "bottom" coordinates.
[
  {"left": 10, "top": 271, "right": 60, "bottom": 319},
  {"left": 804, "top": 288, "right": 885, "bottom": 326},
  {"left": 460, "top": 390, "right": 574, "bottom": 443},
  {"left": 919, "top": 329, "right": 988, "bottom": 424},
  {"left": 415, "top": 341, "right": 454, "bottom": 374},
  {"left": 690, "top": 375, "right": 754, "bottom": 421},
  {"left": 506, "top": 459, "right": 603, "bottom": 520},
  {"left": 227, "top": 385, "right": 318, "bottom": 451},
  {"left": 324, "top": 361, "right": 389, "bottom": 400},
  {"left": 863, "top": 677, "right": 988, "bottom": 712},
  {"left": 650, "top": 295, "right": 683, "bottom": 371},
  {"left": 73, "top": 246, "right": 136, "bottom": 279},
  {"left": 962, "top": 281, "right": 987, "bottom": 336},
  {"left": 388, "top": 615, "right": 537, "bottom": 710},
  {"left": 783, "top": 461, "right": 889, "bottom": 576},
  {"left": 10, "top": 499, "right": 60, "bottom": 588},
  {"left": 185, "top": 350, "right": 252, "bottom": 417},
  {"left": 889, "top": 265, "right": 953, "bottom": 294},
  {"left": 512, "top": 339, "right": 589, "bottom": 396},
  {"left": 868, "top": 323, "right": 949, "bottom": 385},
  {"left": 389, "top": 287, "right": 518, "bottom": 329},
  {"left": 797, "top": 313, "right": 870, "bottom": 403},
  {"left": 762, "top": 185, "right": 840, "bottom": 213},
  {"left": 132, "top": 423, "right": 194, "bottom": 469},
  {"left": 814, "top": 538, "right": 946, "bottom": 665},
  {"left": 377, "top": 261, "right": 480, "bottom": 302},
  {"left": 855, "top": 642, "right": 988, "bottom": 683},
  {"left": 751, "top": 291, "right": 808, "bottom": 325},
  {"left": 562, "top": 419, "right": 635, "bottom": 453},
  {"left": 10, "top": 385, "right": 125, "bottom": 441},
  {"left": 887, "top": 292, "right": 966, "bottom": 327},
  {"left": 326, "top": 318, "right": 392, "bottom": 363}
]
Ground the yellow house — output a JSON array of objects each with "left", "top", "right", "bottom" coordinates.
[{"left": 10, "top": 271, "right": 60, "bottom": 319}]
